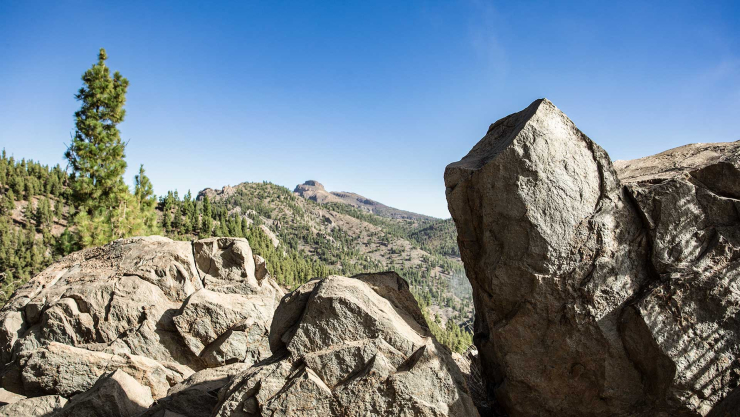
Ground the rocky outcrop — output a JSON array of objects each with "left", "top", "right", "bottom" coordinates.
[
  {"left": 445, "top": 98, "right": 740, "bottom": 416},
  {"left": 214, "top": 272, "right": 479, "bottom": 416},
  {"left": 0, "top": 236, "right": 282, "bottom": 403},
  {"left": 294, "top": 180, "right": 435, "bottom": 221},
  {"left": 258, "top": 225, "right": 280, "bottom": 248},
  {"left": 197, "top": 185, "right": 237, "bottom": 202},
  {"left": 0, "top": 235, "right": 477, "bottom": 416}
]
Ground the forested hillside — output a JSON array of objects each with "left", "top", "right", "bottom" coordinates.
[
  {"left": 0, "top": 151, "right": 75, "bottom": 302},
  {"left": 162, "top": 183, "right": 473, "bottom": 334}
]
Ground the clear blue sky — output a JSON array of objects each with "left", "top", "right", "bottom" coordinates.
[{"left": 1, "top": 1, "right": 738, "bottom": 218}]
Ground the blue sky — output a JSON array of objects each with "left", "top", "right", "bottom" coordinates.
[{"left": 1, "top": 1, "right": 738, "bottom": 218}]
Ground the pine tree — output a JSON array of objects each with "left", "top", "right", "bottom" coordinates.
[
  {"left": 171, "top": 205, "right": 181, "bottom": 232},
  {"left": 163, "top": 209, "right": 172, "bottom": 232},
  {"left": 34, "top": 197, "right": 53, "bottom": 232},
  {"left": 63, "top": 49, "right": 160, "bottom": 248},
  {"left": 202, "top": 195, "right": 212, "bottom": 219},
  {"left": 65, "top": 48, "right": 129, "bottom": 213},
  {"left": 134, "top": 165, "right": 159, "bottom": 234},
  {"left": 0, "top": 192, "right": 14, "bottom": 216}
]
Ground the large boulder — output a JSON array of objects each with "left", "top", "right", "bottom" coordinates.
[
  {"left": 173, "top": 290, "right": 273, "bottom": 367},
  {"left": 214, "top": 272, "right": 479, "bottom": 417},
  {"left": 0, "top": 236, "right": 282, "bottom": 403},
  {"left": 445, "top": 98, "right": 740, "bottom": 416}
]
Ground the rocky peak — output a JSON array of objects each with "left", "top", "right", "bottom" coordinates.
[
  {"left": 445, "top": 98, "right": 740, "bottom": 416},
  {"left": 294, "top": 180, "right": 437, "bottom": 221},
  {"left": 301, "top": 179, "right": 325, "bottom": 189},
  {"left": 197, "top": 185, "right": 237, "bottom": 201}
]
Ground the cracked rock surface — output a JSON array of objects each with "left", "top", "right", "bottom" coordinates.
[
  {"left": 0, "top": 236, "right": 282, "bottom": 406},
  {"left": 214, "top": 272, "right": 479, "bottom": 417},
  {"left": 445, "top": 98, "right": 740, "bottom": 416}
]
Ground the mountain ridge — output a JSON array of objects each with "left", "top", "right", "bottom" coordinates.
[{"left": 293, "top": 180, "right": 437, "bottom": 221}]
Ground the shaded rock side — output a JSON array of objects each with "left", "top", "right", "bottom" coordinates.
[
  {"left": 214, "top": 272, "right": 479, "bottom": 417},
  {"left": 141, "top": 363, "right": 252, "bottom": 417},
  {"left": 0, "top": 236, "right": 282, "bottom": 401},
  {"left": 445, "top": 98, "right": 740, "bottom": 416}
]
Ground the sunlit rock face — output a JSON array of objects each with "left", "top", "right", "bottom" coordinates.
[
  {"left": 0, "top": 236, "right": 283, "bottom": 403},
  {"left": 445, "top": 98, "right": 740, "bottom": 416}
]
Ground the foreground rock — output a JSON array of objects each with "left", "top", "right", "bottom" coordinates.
[
  {"left": 141, "top": 363, "right": 252, "bottom": 417},
  {"left": 0, "top": 236, "right": 282, "bottom": 402},
  {"left": 215, "top": 272, "right": 479, "bottom": 416},
  {"left": 445, "top": 98, "right": 740, "bottom": 416},
  {"left": 55, "top": 369, "right": 154, "bottom": 416},
  {"left": 0, "top": 394, "right": 66, "bottom": 417}
]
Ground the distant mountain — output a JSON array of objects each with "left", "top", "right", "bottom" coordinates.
[{"left": 293, "top": 180, "right": 436, "bottom": 221}]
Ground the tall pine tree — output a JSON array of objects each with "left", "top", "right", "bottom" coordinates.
[
  {"left": 65, "top": 48, "right": 129, "bottom": 213},
  {"left": 64, "top": 49, "right": 159, "bottom": 247}
]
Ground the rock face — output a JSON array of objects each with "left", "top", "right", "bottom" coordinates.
[
  {"left": 445, "top": 98, "right": 740, "bottom": 416},
  {"left": 0, "top": 236, "right": 282, "bottom": 403},
  {"left": 258, "top": 225, "right": 280, "bottom": 248},
  {"left": 214, "top": 272, "right": 479, "bottom": 416}
]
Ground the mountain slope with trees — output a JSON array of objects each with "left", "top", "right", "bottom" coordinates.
[{"left": 180, "top": 183, "right": 472, "bottom": 327}]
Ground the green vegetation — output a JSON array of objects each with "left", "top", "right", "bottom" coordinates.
[
  {"left": 65, "top": 49, "right": 159, "bottom": 246},
  {"left": 0, "top": 49, "right": 158, "bottom": 302},
  {"left": 0, "top": 151, "right": 70, "bottom": 303},
  {"left": 420, "top": 297, "right": 474, "bottom": 354}
]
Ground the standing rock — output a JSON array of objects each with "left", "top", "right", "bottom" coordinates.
[
  {"left": 214, "top": 272, "right": 479, "bottom": 417},
  {"left": 445, "top": 98, "right": 740, "bottom": 416}
]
